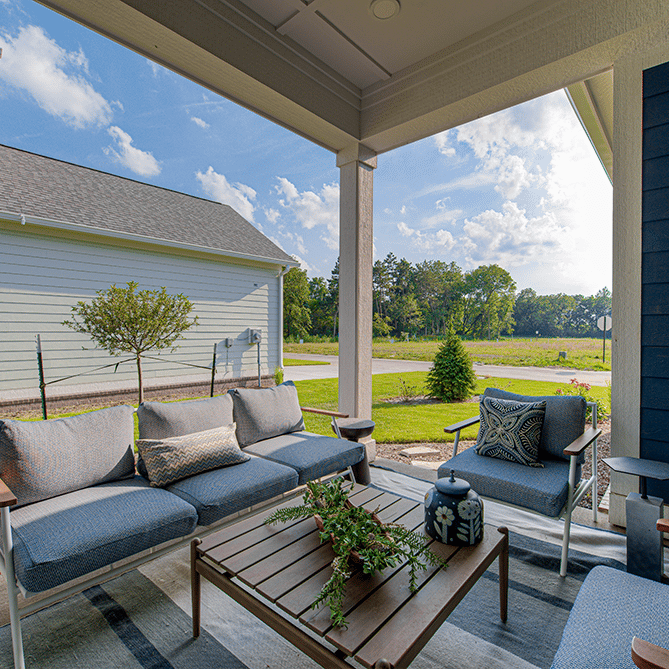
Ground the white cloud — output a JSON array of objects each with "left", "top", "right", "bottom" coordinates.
[
  {"left": 434, "top": 130, "right": 456, "bottom": 157},
  {"left": 396, "top": 221, "right": 455, "bottom": 252},
  {"left": 191, "top": 116, "right": 209, "bottom": 129},
  {"left": 103, "top": 126, "right": 161, "bottom": 176},
  {"left": 0, "top": 25, "right": 113, "bottom": 128},
  {"left": 275, "top": 177, "right": 340, "bottom": 250},
  {"left": 264, "top": 207, "right": 280, "bottom": 224},
  {"left": 196, "top": 166, "right": 257, "bottom": 222},
  {"left": 400, "top": 205, "right": 407, "bottom": 215},
  {"left": 289, "top": 254, "right": 315, "bottom": 272},
  {"left": 461, "top": 201, "right": 561, "bottom": 267}
]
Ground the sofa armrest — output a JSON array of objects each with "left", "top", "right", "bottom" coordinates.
[
  {"left": 300, "top": 407, "right": 349, "bottom": 418},
  {"left": 657, "top": 519, "right": 669, "bottom": 533},
  {"left": 0, "top": 477, "right": 17, "bottom": 508},
  {"left": 563, "top": 426, "right": 602, "bottom": 458},
  {"left": 444, "top": 415, "right": 480, "bottom": 434},
  {"left": 632, "top": 637, "right": 669, "bottom": 669}
]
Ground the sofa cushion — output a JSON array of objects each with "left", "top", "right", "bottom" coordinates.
[
  {"left": 475, "top": 396, "right": 546, "bottom": 467},
  {"left": 0, "top": 405, "right": 136, "bottom": 508},
  {"left": 437, "top": 446, "right": 578, "bottom": 517},
  {"left": 231, "top": 381, "right": 305, "bottom": 447},
  {"left": 7, "top": 476, "right": 198, "bottom": 593},
  {"left": 166, "top": 454, "right": 299, "bottom": 526},
  {"left": 137, "top": 394, "right": 234, "bottom": 439},
  {"left": 136, "top": 424, "right": 250, "bottom": 488},
  {"left": 136, "top": 394, "right": 235, "bottom": 477},
  {"left": 551, "top": 566, "right": 669, "bottom": 669},
  {"left": 483, "top": 388, "right": 586, "bottom": 462},
  {"left": 244, "top": 431, "right": 365, "bottom": 485}
]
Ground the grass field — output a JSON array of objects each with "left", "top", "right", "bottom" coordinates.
[
  {"left": 283, "top": 358, "right": 330, "bottom": 366},
  {"left": 284, "top": 337, "right": 611, "bottom": 371},
  {"left": 296, "top": 372, "right": 610, "bottom": 444}
]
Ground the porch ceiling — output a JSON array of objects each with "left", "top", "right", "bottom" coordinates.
[{"left": 37, "top": 0, "right": 667, "bottom": 160}]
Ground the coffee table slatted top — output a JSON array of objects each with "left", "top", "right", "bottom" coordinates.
[{"left": 193, "top": 484, "right": 508, "bottom": 669}]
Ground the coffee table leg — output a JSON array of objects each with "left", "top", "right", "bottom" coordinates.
[
  {"left": 191, "top": 539, "right": 202, "bottom": 638},
  {"left": 498, "top": 527, "right": 509, "bottom": 623}
]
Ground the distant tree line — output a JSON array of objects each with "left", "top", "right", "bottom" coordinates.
[{"left": 283, "top": 254, "right": 612, "bottom": 341}]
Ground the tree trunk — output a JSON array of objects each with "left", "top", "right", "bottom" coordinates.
[{"left": 136, "top": 354, "right": 144, "bottom": 404}]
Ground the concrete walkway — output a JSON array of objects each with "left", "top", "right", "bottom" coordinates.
[{"left": 283, "top": 353, "right": 611, "bottom": 386}]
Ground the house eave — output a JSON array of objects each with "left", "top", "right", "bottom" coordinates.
[{"left": 0, "top": 211, "right": 299, "bottom": 269}]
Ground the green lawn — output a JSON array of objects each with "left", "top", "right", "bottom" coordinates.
[
  {"left": 284, "top": 337, "right": 611, "bottom": 371},
  {"left": 283, "top": 358, "right": 330, "bottom": 366},
  {"left": 296, "top": 372, "right": 610, "bottom": 444},
  {"left": 18, "top": 371, "right": 608, "bottom": 446}
]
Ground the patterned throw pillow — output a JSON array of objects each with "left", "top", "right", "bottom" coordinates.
[
  {"left": 475, "top": 397, "right": 546, "bottom": 467},
  {"left": 136, "top": 423, "right": 250, "bottom": 488}
]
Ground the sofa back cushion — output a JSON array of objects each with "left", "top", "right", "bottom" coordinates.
[
  {"left": 0, "top": 405, "right": 136, "bottom": 507},
  {"left": 136, "top": 423, "right": 249, "bottom": 488},
  {"left": 137, "top": 394, "right": 234, "bottom": 440},
  {"left": 231, "top": 381, "right": 305, "bottom": 447},
  {"left": 482, "top": 387, "right": 586, "bottom": 462}
]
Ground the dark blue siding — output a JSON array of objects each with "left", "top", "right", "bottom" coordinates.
[{"left": 641, "top": 61, "right": 669, "bottom": 500}]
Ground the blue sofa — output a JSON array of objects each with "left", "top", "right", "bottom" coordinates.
[{"left": 0, "top": 381, "right": 365, "bottom": 669}]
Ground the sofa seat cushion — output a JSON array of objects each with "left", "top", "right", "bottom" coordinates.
[
  {"left": 8, "top": 476, "right": 198, "bottom": 593},
  {"left": 551, "top": 566, "right": 669, "bottom": 669},
  {"left": 482, "top": 388, "right": 586, "bottom": 462},
  {"left": 244, "top": 431, "right": 365, "bottom": 485},
  {"left": 437, "top": 446, "right": 578, "bottom": 517},
  {"left": 0, "top": 405, "right": 136, "bottom": 508},
  {"left": 166, "top": 455, "right": 298, "bottom": 526}
]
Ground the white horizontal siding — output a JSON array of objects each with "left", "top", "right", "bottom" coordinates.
[{"left": 0, "top": 224, "right": 283, "bottom": 393}]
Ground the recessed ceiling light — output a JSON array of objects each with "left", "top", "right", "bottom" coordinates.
[{"left": 370, "top": 0, "right": 400, "bottom": 20}]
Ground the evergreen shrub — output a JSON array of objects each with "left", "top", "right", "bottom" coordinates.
[{"left": 425, "top": 329, "right": 477, "bottom": 402}]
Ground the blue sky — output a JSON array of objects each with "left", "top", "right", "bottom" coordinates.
[{"left": 0, "top": 0, "right": 612, "bottom": 296}]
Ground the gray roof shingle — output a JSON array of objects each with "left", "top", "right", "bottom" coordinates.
[{"left": 0, "top": 144, "right": 294, "bottom": 265}]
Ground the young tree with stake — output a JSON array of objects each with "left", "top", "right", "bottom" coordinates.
[{"left": 63, "top": 282, "right": 198, "bottom": 403}]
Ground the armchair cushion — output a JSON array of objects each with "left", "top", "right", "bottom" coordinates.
[
  {"left": 0, "top": 405, "right": 136, "bottom": 508},
  {"left": 551, "top": 566, "right": 669, "bottom": 669},
  {"left": 482, "top": 388, "right": 586, "bottom": 462},
  {"left": 438, "top": 446, "right": 578, "bottom": 517},
  {"left": 475, "top": 396, "right": 546, "bottom": 467},
  {"left": 231, "top": 381, "right": 305, "bottom": 447},
  {"left": 136, "top": 424, "right": 249, "bottom": 488}
]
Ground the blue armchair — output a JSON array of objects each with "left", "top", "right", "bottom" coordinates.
[{"left": 437, "top": 387, "right": 601, "bottom": 577}]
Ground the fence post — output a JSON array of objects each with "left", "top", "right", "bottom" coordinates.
[
  {"left": 210, "top": 342, "right": 217, "bottom": 397},
  {"left": 35, "top": 334, "right": 48, "bottom": 420}
]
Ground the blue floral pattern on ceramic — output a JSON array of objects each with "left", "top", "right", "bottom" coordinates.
[{"left": 424, "top": 469, "right": 483, "bottom": 545}]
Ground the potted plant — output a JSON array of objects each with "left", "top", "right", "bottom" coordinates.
[{"left": 264, "top": 478, "right": 447, "bottom": 628}]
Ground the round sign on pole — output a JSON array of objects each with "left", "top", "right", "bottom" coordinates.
[{"left": 597, "top": 315, "right": 612, "bottom": 331}]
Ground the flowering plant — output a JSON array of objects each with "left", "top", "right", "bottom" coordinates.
[{"left": 555, "top": 378, "right": 608, "bottom": 419}]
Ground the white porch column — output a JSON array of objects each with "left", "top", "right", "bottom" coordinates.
[
  {"left": 609, "top": 43, "right": 669, "bottom": 526},
  {"left": 337, "top": 144, "right": 377, "bottom": 420}
]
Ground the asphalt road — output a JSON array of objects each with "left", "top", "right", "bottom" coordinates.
[{"left": 283, "top": 353, "right": 611, "bottom": 387}]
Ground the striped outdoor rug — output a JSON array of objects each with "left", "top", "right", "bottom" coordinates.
[{"left": 0, "top": 467, "right": 626, "bottom": 669}]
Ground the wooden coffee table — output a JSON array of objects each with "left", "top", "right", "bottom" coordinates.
[{"left": 191, "top": 484, "right": 508, "bottom": 669}]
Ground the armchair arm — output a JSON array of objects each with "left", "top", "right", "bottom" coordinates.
[
  {"left": 632, "top": 637, "right": 669, "bottom": 669},
  {"left": 657, "top": 519, "right": 669, "bottom": 533},
  {"left": 563, "top": 426, "right": 602, "bottom": 458},
  {"left": 0, "top": 477, "right": 17, "bottom": 508},
  {"left": 444, "top": 415, "right": 480, "bottom": 434},
  {"left": 301, "top": 407, "right": 349, "bottom": 418}
]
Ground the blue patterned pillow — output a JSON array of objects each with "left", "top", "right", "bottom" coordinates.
[
  {"left": 136, "top": 423, "right": 249, "bottom": 488},
  {"left": 475, "top": 397, "right": 546, "bottom": 467}
]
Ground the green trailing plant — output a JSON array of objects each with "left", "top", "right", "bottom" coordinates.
[
  {"left": 62, "top": 281, "right": 198, "bottom": 404},
  {"left": 264, "top": 478, "right": 447, "bottom": 628},
  {"left": 425, "top": 328, "right": 477, "bottom": 402},
  {"left": 274, "top": 366, "right": 284, "bottom": 385}
]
